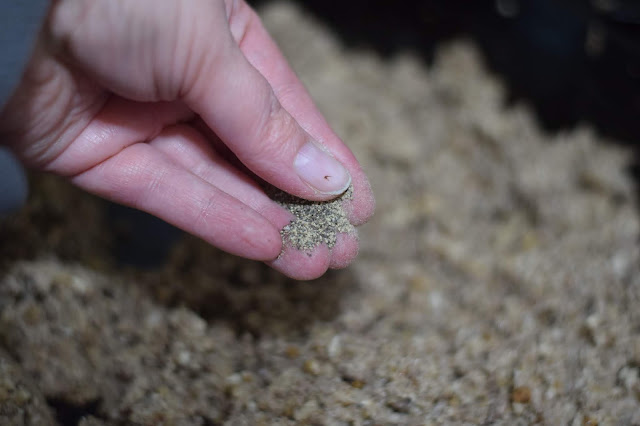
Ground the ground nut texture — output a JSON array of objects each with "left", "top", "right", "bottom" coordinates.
[
  {"left": 1, "top": 2, "right": 640, "bottom": 425},
  {"left": 269, "top": 185, "right": 354, "bottom": 252}
]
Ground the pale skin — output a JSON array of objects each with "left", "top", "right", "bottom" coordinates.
[{"left": 0, "top": 0, "right": 375, "bottom": 280}]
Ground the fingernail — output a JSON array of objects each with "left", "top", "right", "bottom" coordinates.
[{"left": 294, "top": 141, "right": 351, "bottom": 195}]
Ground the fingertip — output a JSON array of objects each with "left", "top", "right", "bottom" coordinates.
[
  {"left": 329, "top": 232, "right": 359, "bottom": 269},
  {"left": 230, "top": 218, "right": 283, "bottom": 261},
  {"left": 315, "top": 137, "right": 374, "bottom": 224},
  {"left": 267, "top": 244, "right": 330, "bottom": 281},
  {"left": 344, "top": 168, "right": 375, "bottom": 226}
]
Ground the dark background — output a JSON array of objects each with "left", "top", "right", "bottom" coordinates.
[{"left": 252, "top": 0, "right": 640, "bottom": 144}]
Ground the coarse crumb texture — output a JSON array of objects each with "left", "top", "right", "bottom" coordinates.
[
  {"left": 1, "top": 2, "right": 640, "bottom": 425},
  {"left": 269, "top": 185, "right": 354, "bottom": 252}
]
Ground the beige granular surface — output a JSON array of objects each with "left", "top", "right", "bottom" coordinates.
[
  {"left": 1, "top": 2, "right": 640, "bottom": 425},
  {"left": 269, "top": 185, "right": 354, "bottom": 252}
]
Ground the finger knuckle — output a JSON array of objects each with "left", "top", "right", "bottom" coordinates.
[{"left": 254, "top": 96, "right": 297, "bottom": 161}]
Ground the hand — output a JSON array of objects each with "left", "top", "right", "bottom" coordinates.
[{"left": 0, "top": 0, "right": 374, "bottom": 279}]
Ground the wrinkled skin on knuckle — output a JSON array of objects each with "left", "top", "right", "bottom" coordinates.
[
  {"left": 0, "top": 45, "right": 105, "bottom": 168},
  {"left": 163, "top": 0, "right": 228, "bottom": 101},
  {"left": 49, "top": 0, "right": 204, "bottom": 101},
  {"left": 48, "top": 0, "right": 94, "bottom": 47},
  {"left": 251, "top": 97, "right": 299, "bottom": 170}
]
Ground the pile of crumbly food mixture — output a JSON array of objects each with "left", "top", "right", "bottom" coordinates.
[
  {"left": 1, "top": 1, "right": 640, "bottom": 425},
  {"left": 269, "top": 185, "right": 354, "bottom": 252}
]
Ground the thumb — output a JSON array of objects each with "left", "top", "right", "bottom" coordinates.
[{"left": 182, "top": 1, "right": 352, "bottom": 200}]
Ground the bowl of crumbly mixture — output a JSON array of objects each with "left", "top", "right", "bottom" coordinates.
[{"left": 1, "top": 2, "right": 640, "bottom": 425}]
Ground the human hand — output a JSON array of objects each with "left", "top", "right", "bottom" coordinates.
[{"left": 0, "top": 0, "right": 374, "bottom": 280}]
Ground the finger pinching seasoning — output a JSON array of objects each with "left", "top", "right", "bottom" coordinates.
[{"left": 268, "top": 185, "right": 355, "bottom": 253}]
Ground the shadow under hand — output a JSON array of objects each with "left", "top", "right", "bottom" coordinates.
[{"left": 134, "top": 235, "right": 358, "bottom": 340}]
